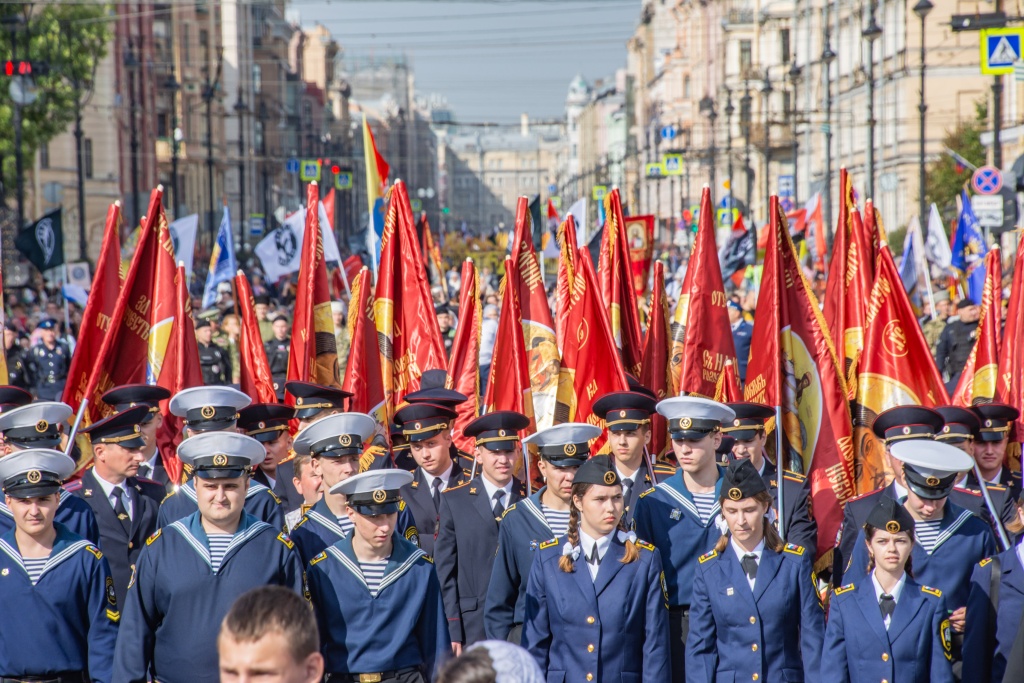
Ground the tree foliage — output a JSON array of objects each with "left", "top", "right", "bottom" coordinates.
[
  {"left": 924, "top": 101, "right": 987, "bottom": 226},
  {"left": 0, "top": 3, "right": 111, "bottom": 194}
]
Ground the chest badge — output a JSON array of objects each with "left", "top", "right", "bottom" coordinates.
[
  {"left": 670, "top": 508, "right": 682, "bottom": 520},
  {"left": 1, "top": 568, "right": 7, "bottom": 576},
  {"left": 726, "top": 587, "right": 734, "bottom": 596}
]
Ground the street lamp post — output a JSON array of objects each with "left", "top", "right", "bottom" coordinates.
[
  {"left": 914, "top": 0, "right": 933, "bottom": 224},
  {"left": 761, "top": 73, "right": 773, "bottom": 208},
  {"left": 725, "top": 88, "right": 735, "bottom": 213},
  {"left": 699, "top": 95, "right": 717, "bottom": 195},
  {"left": 821, "top": 21, "right": 837, "bottom": 252},
  {"left": 234, "top": 94, "right": 248, "bottom": 255},
  {"left": 202, "top": 46, "right": 223, "bottom": 249},
  {"left": 164, "top": 73, "right": 181, "bottom": 216},
  {"left": 788, "top": 62, "right": 802, "bottom": 208},
  {"left": 862, "top": 6, "right": 882, "bottom": 201},
  {"left": 742, "top": 81, "right": 753, "bottom": 212},
  {"left": 124, "top": 39, "right": 141, "bottom": 228}
]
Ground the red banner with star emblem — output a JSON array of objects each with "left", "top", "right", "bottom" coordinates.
[{"left": 343, "top": 266, "right": 387, "bottom": 431}]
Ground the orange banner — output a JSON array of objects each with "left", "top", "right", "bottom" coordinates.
[{"left": 997, "top": 236, "right": 1024, "bottom": 444}]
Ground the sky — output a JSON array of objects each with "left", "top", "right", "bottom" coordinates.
[{"left": 296, "top": 0, "right": 640, "bottom": 123}]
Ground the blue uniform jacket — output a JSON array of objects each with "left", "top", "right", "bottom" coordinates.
[
  {"left": 0, "top": 490, "right": 99, "bottom": 544},
  {"left": 290, "top": 496, "right": 419, "bottom": 563},
  {"left": 962, "top": 545, "right": 1024, "bottom": 683},
  {"left": 0, "top": 524, "right": 119, "bottom": 681},
  {"left": 484, "top": 488, "right": 563, "bottom": 640},
  {"left": 823, "top": 577, "right": 954, "bottom": 683},
  {"left": 686, "top": 543, "right": 823, "bottom": 683},
  {"left": 157, "top": 479, "right": 285, "bottom": 531},
  {"left": 112, "top": 512, "right": 306, "bottom": 683},
  {"left": 844, "top": 502, "right": 997, "bottom": 609},
  {"left": 307, "top": 532, "right": 450, "bottom": 678},
  {"left": 632, "top": 468, "right": 725, "bottom": 606},
  {"left": 760, "top": 462, "right": 818, "bottom": 556},
  {"left": 521, "top": 534, "right": 670, "bottom": 683}
]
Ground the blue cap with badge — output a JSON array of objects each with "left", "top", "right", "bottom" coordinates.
[
  {"left": 464, "top": 411, "right": 530, "bottom": 451},
  {"left": 101, "top": 384, "right": 171, "bottom": 423},
  {"left": 169, "top": 386, "right": 251, "bottom": 432},
  {"left": 237, "top": 404, "right": 295, "bottom": 443},
  {"left": 523, "top": 423, "right": 602, "bottom": 467},
  {"left": 81, "top": 406, "right": 149, "bottom": 450},
  {"left": 284, "top": 381, "right": 353, "bottom": 420},
  {"left": 177, "top": 432, "right": 264, "bottom": 479},
  {"left": 332, "top": 469, "right": 414, "bottom": 515},
  {"left": 293, "top": 412, "right": 376, "bottom": 458},
  {"left": 592, "top": 391, "right": 657, "bottom": 432},
  {"left": 657, "top": 396, "right": 735, "bottom": 441},
  {"left": 0, "top": 448, "right": 76, "bottom": 498},
  {"left": 0, "top": 402, "right": 73, "bottom": 448},
  {"left": 0, "top": 386, "right": 33, "bottom": 414}
]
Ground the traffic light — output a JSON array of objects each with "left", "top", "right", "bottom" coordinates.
[
  {"left": 4, "top": 60, "right": 35, "bottom": 76},
  {"left": 331, "top": 165, "right": 341, "bottom": 175},
  {"left": 441, "top": 207, "right": 451, "bottom": 214}
]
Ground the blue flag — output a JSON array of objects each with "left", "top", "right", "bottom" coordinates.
[
  {"left": 202, "top": 207, "right": 238, "bottom": 309},
  {"left": 951, "top": 189, "right": 988, "bottom": 304},
  {"left": 898, "top": 219, "right": 923, "bottom": 314}
]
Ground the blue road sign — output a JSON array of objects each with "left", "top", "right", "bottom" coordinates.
[
  {"left": 779, "top": 174, "right": 795, "bottom": 198},
  {"left": 982, "top": 29, "right": 1023, "bottom": 74},
  {"left": 286, "top": 158, "right": 300, "bottom": 174},
  {"left": 660, "top": 125, "right": 677, "bottom": 141},
  {"left": 548, "top": 184, "right": 558, "bottom": 194},
  {"left": 972, "top": 166, "right": 1003, "bottom": 195}
]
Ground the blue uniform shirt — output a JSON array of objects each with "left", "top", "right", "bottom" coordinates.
[
  {"left": 0, "top": 524, "right": 119, "bottom": 681},
  {"left": 290, "top": 496, "right": 419, "bottom": 563},
  {"left": 632, "top": 468, "right": 725, "bottom": 606},
  {"left": 307, "top": 532, "right": 450, "bottom": 677},
  {"left": 823, "top": 577, "right": 954, "bottom": 683},
  {"left": 157, "top": 479, "right": 285, "bottom": 531},
  {"left": 113, "top": 512, "right": 306, "bottom": 683},
  {"left": 686, "top": 542, "right": 824, "bottom": 683},
  {"left": 963, "top": 546, "right": 1024, "bottom": 683},
  {"left": 522, "top": 533, "right": 670, "bottom": 683},
  {"left": 0, "top": 491, "right": 100, "bottom": 544}
]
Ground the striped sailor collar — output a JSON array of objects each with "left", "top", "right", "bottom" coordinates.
[
  {"left": 517, "top": 487, "right": 557, "bottom": 534},
  {"left": 324, "top": 531, "right": 426, "bottom": 598},
  {"left": 180, "top": 479, "right": 270, "bottom": 502},
  {"left": 304, "top": 497, "right": 350, "bottom": 538},
  {"left": 0, "top": 522, "right": 94, "bottom": 579},
  {"left": 655, "top": 466, "right": 726, "bottom": 527},
  {"left": 168, "top": 511, "right": 271, "bottom": 572},
  {"left": 925, "top": 502, "right": 976, "bottom": 553}
]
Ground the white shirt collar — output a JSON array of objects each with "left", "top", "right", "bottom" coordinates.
[
  {"left": 91, "top": 469, "right": 126, "bottom": 500},
  {"left": 579, "top": 528, "right": 614, "bottom": 578},
  {"left": 730, "top": 536, "right": 765, "bottom": 564},
  {"left": 987, "top": 467, "right": 1005, "bottom": 486},
  {"left": 142, "top": 451, "right": 160, "bottom": 473},
  {"left": 615, "top": 464, "right": 641, "bottom": 485},
  {"left": 480, "top": 475, "right": 513, "bottom": 504},
  {"left": 423, "top": 462, "right": 454, "bottom": 491},
  {"left": 892, "top": 480, "right": 909, "bottom": 502},
  {"left": 871, "top": 570, "right": 907, "bottom": 604}
]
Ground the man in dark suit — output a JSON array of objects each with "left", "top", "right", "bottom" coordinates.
[
  {"left": 67, "top": 406, "right": 163, "bottom": 606},
  {"left": 394, "top": 401, "right": 471, "bottom": 556},
  {"left": 435, "top": 411, "right": 530, "bottom": 651},
  {"left": 102, "top": 384, "right": 173, "bottom": 490},
  {"left": 237, "top": 403, "right": 304, "bottom": 513},
  {"left": 728, "top": 300, "right": 753, "bottom": 384}
]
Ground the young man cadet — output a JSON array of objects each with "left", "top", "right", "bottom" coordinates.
[
  {"left": 114, "top": 432, "right": 306, "bottom": 683},
  {"left": 722, "top": 401, "right": 818, "bottom": 554},
  {"left": 68, "top": 406, "right": 164, "bottom": 606},
  {"left": 101, "top": 384, "right": 173, "bottom": 489},
  {"left": 593, "top": 390, "right": 678, "bottom": 526},
  {"left": 631, "top": 396, "right": 737, "bottom": 683},
  {"left": 435, "top": 411, "right": 531, "bottom": 651},
  {"left": 968, "top": 403, "right": 1022, "bottom": 498},
  {"left": 159, "top": 387, "right": 285, "bottom": 530},
  {"left": 289, "top": 413, "right": 418, "bottom": 562},
  {"left": 484, "top": 422, "right": 598, "bottom": 643},
  {"left": 238, "top": 403, "right": 304, "bottom": 512},
  {"left": 403, "top": 369, "right": 476, "bottom": 472},
  {"left": 394, "top": 401, "right": 472, "bottom": 556},
  {"left": 307, "top": 469, "right": 450, "bottom": 682},
  {"left": 0, "top": 448, "right": 119, "bottom": 682},
  {"left": 0, "top": 401, "right": 100, "bottom": 543}
]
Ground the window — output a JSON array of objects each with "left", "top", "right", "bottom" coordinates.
[
  {"left": 39, "top": 143, "right": 49, "bottom": 169},
  {"left": 253, "top": 64, "right": 262, "bottom": 94},
  {"left": 783, "top": 92, "right": 792, "bottom": 120},
  {"left": 84, "top": 138, "right": 94, "bottom": 178},
  {"left": 780, "top": 29, "right": 791, "bottom": 64},
  {"left": 740, "top": 97, "right": 751, "bottom": 128},
  {"left": 199, "top": 29, "right": 208, "bottom": 48},
  {"left": 739, "top": 40, "right": 752, "bottom": 72},
  {"left": 157, "top": 112, "right": 169, "bottom": 138},
  {"left": 181, "top": 25, "right": 189, "bottom": 64},
  {"left": 683, "top": 75, "right": 691, "bottom": 99}
]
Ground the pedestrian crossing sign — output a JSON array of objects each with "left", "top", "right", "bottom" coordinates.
[
  {"left": 981, "top": 28, "right": 1024, "bottom": 75},
  {"left": 663, "top": 154, "right": 683, "bottom": 176}
]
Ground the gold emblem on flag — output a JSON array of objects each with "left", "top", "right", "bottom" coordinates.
[
  {"left": 728, "top": 487, "right": 742, "bottom": 501},
  {"left": 886, "top": 521, "right": 901, "bottom": 534},
  {"left": 603, "top": 471, "right": 617, "bottom": 485},
  {"left": 339, "top": 434, "right": 352, "bottom": 447},
  {"left": 372, "top": 489, "right": 387, "bottom": 503},
  {"left": 201, "top": 405, "right": 216, "bottom": 420},
  {"left": 26, "top": 470, "right": 41, "bottom": 484},
  {"left": 35, "top": 420, "right": 48, "bottom": 433},
  {"left": 926, "top": 476, "right": 941, "bottom": 487},
  {"left": 212, "top": 454, "right": 228, "bottom": 467}
]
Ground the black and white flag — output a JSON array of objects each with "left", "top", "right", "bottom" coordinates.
[{"left": 16, "top": 207, "right": 64, "bottom": 272}]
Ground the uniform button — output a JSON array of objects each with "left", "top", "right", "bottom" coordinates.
[
  {"left": 586, "top": 675, "right": 593, "bottom": 681},
  {"left": 586, "top": 616, "right": 595, "bottom": 624},
  {"left": 751, "top": 644, "right": 758, "bottom": 651},
  {"left": 882, "top": 653, "right": 889, "bottom": 662},
  {"left": 128, "top": 542, "right": 134, "bottom": 549},
  {"left": 587, "top": 644, "right": 594, "bottom": 652},
  {"left": 752, "top": 675, "right": 758, "bottom": 681},
  {"left": 749, "top": 616, "right": 756, "bottom": 624}
]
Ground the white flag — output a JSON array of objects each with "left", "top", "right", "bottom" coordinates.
[
  {"left": 168, "top": 214, "right": 199, "bottom": 277},
  {"left": 924, "top": 202, "right": 953, "bottom": 270},
  {"left": 254, "top": 208, "right": 343, "bottom": 283},
  {"left": 565, "top": 198, "right": 588, "bottom": 247}
]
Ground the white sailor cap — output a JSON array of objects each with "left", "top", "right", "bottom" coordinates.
[
  {"left": 293, "top": 413, "right": 376, "bottom": 458},
  {"left": 177, "top": 432, "right": 264, "bottom": 479},
  {"left": 890, "top": 440, "right": 974, "bottom": 500},
  {"left": 0, "top": 402, "right": 73, "bottom": 448},
  {"left": 656, "top": 396, "right": 736, "bottom": 440},
  {"left": 331, "top": 469, "right": 414, "bottom": 514},
  {"left": 522, "top": 423, "right": 601, "bottom": 466},
  {"left": 169, "top": 386, "right": 251, "bottom": 432},
  {"left": 0, "top": 448, "right": 76, "bottom": 498}
]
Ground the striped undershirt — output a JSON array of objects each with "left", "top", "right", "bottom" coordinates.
[
  {"left": 360, "top": 558, "right": 390, "bottom": 598},
  {"left": 208, "top": 533, "right": 233, "bottom": 572},
  {"left": 23, "top": 556, "right": 48, "bottom": 585},
  {"left": 691, "top": 492, "right": 718, "bottom": 525},
  {"left": 336, "top": 515, "right": 355, "bottom": 536},
  {"left": 915, "top": 520, "right": 943, "bottom": 554},
  {"left": 541, "top": 505, "right": 570, "bottom": 537}
]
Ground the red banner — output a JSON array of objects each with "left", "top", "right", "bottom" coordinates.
[
  {"left": 715, "top": 360, "right": 743, "bottom": 403},
  {"left": 447, "top": 258, "right": 481, "bottom": 453},
  {"left": 599, "top": 189, "right": 644, "bottom": 376},
  {"left": 625, "top": 214, "right": 655, "bottom": 296},
  {"left": 555, "top": 215, "right": 580, "bottom": 349},
  {"left": 953, "top": 247, "right": 1003, "bottom": 406},
  {"left": 639, "top": 261, "right": 672, "bottom": 456},
  {"left": 998, "top": 236, "right": 1024, "bottom": 443},
  {"left": 343, "top": 267, "right": 387, "bottom": 429},
  {"left": 420, "top": 212, "right": 448, "bottom": 300},
  {"left": 236, "top": 271, "right": 277, "bottom": 404}
]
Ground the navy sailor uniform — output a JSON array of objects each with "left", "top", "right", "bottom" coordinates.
[
  {"left": 963, "top": 546, "right": 1024, "bottom": 683},
  {"left": 823, "top": 578, "right": 954, "bottom": 683},
  {"left": 307, "top": 532, "right": 450, "bottom": 679},
  {"left": 157, "top": 478, "right": 286, "bottom": 531},
  {"left": 112, "top": 512, "right": 306, "bottom": 683},
  {"left": 290, "top": 496, "right": 420, "bottom": 563},
  {"left": 0, "top": 524, "right": 119, "bottom": 682},
  {"left": 521, "top": 533, "right": 670, "bottom": 682},
  {"left": 686, "top": 543, "right": 824, "bottom": 683},
  {"left": 0, "top": 489, "right": 100, "bottom": 544}
]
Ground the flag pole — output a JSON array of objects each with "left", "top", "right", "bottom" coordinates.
[
  {"left": 974, "top": 462, "right": 1011, "bottom": 551},
  {"left": 65, "top": 398, "right": 88, "bottom": 458},
  {"left": 774, "top": 405, "right": 787, "bottom": 542},
  {"left": 61, "top": 263, "right": 73, "bottom": 350}
]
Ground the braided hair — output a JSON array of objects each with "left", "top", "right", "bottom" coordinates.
[{"left": 558, "top": 482, "right": 639, "bottom": 573}]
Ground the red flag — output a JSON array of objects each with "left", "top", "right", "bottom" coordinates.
[
  {"left": 447, "top": 259, "right": 482, "bottom": 453},
  {"left": 672, "top": 187, "right": 739, "bottom": 398},
  {"left": 555, "top": 248, "right": 629, "bottom": 453},
  {"left": 343, "top": 254, "right": 363, "bottom": 286},
  {"left": 853, "top": 244, "right": 950, "bottom": 493},
  {"left": 64, "top": 202, "right": 123, "bottom": 412},
  {"left": 953, "top": 247, "right": 1003, "bottom": 406},
  {"left": 419, "top": 212, "right": 448, "bottom": 300},
  {"left": 374, "top": 180, "right": 448, "bottom": 411},
  {"left": 997, "top": 236, "right": 1024, "bottom": 442},
  {"left": 510, "top": 197, "right": 560, "bottom": 430},
  {"left": 343, "top": 267, "right": 387, "bottom": 426},
  {"left": 235, "top": 271, "right": 277, "bottom": 404},
  {"left": 286, "top": 182, "right": 341, "bottom": 392},
  {"left": 639, "top": 261, "right": 672, "bottom": 456},
  {"left": 744, "top": 196, "right": 856, "bottom": 563},
  {"left": 625, "top": 214, "right": 655, "bottom": 296},
  {"left": 599, "top": 189, "right": 644, "bottom": 376},
  {"left": 823, "top": 170, "right": 852, "bottom": 354},
  {"left": 323, "top": 187, "right": 336, "bottom": 230},
  {"left": 154, "top": 264, "right": 203, "bottom": 483},
  {"left": 715, "top": 359, "right": 743, "bottom": 403},
  {"left": 555, "top": 215, "right": 580, "bottom": 347}
]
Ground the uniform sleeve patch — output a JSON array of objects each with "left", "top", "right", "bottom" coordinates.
[
  {"left": 422, "top": 554, "right": 434, "bottom": 564},
  {"left": 105, "top": 576, "right": 117, "bottom": 606},
  {"left": 503, "top": 503, "right": 517, "bottom": 514},
  {"left": 979, "top": 557, "right": 993, "bottom": 567},
  {"left": 405, "top": 527, "right": 419, "bottom": 543},
  {"left": 783, "top": 471, "right": 807, "bottom": 482},
  {"left": 146, "top": 529, "right": 162, "bottom": 545},
  {"left": 922, "top": 585, "right": 943, "bottom": 598},
  {"left": 941, "top": 618, "right": 952, "bottom": 660},
  {"left": 310, "top": 552, "right": 327, "bottom": 566},
  {"left": 276, "top": 532, "right": 294, "bottom": 549},
  {"left": 266, "top": 489, "right": 282, "bottom": 505},
  {"left": 834, "top": 583, "right": 855, "bottom": 595},
  {"left": 636, "top": 540, "right": 655, "bottom": 551},
  {"left": 86, "top": 545, "right": 104, "bottom": 560},
  {"left": 638, "top": 487, "right": 656, "bottom": 498},
  {"left": 698, "top": 550, "right": 718, "bottom": 564},
  {"left": 538, "top": 538, "right": 559, "bottom": 550},
  {"left": 783, "top": 543, "right": 805, "bottom": 556}
]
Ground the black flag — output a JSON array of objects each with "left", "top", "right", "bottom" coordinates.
[{"left": 16, "top": 207, "right": 64, "bottom": 272}]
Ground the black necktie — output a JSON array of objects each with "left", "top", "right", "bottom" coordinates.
[
  {"left": 112, "top": 486, "right": 131, "bottom": 534},
  {"left": 741, "top": 553, "right": 758, "bottom": 581},
  {"left": 587, "top": 543, "right": 601, "bottom": 567},
  {"left": 622, "top": 478, "right": 633, "bottom": 506},
  {"left": 492, "top": 490, "right": 506, "bottom": 519},
  {"left": 879, "top": 594, "right": 896, "bottom": 620},
  {"left": 432, "top": 477, "right": 443, "bottom": 512}
]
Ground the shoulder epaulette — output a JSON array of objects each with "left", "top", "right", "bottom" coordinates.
[
  {"left": 698, "top": 550, "right": 718, "bottom": 564},
  {"left": 146, "top": 529, "right": 162, "bottom": 545},
  {"left": 421, "top": 554, "right": 434, "bottom": 564},
  {"left": 637, "top": 540, "right": 655, "bottom": 551},
  {"left": 783, "top": 543, "right": 806, "bottom": 556},
  {"left": 398, "top": 500, "right": 407, "bottom": 511},
  {"left": 278, "top": 450, "right": 298, "bottom": 465},
  {"left": 310, "top": 551, "right": 327, "bottom": 566},
  {"left": 265, "top": 489, "right": 282, "bottom": 505},
  {"left": 834, "top": 583, "right": 855, "bottom": 595},
  {"left": 63, "top": 479, "right": 83, "bottom": 492},
  {"left": 161, "top": 490, "right": 177, "bottom": 504},
  {"left": 293, "top": 515, "right": 308, "bottom": 529},
  {"left": 445, "top": 481, "right": 470, "bottom": 493},
  {"left": 953, "top": 487, "right": 982, "bottom": 498},
  {"left": 922, "top": 585, "right": 943, "bottom": 598},
  {"left": 653, "top": 463, "right": 677, "bottom": 474},
  {"left": 86, "top": 545, "right": 103, "bottom": 560},
  {"left": 782, "top": 470, "right": 806, "bottom": 483},
  {"left": 503, "top": 503, "right": 517, "bottom": 516},
  {"left": 276, "top": 532, "right": 294, "bottom": 549},
  {"left": 639, "top": 487, "right": 656, "bottom": 498},
  {"left": 538, "top": 538, "right": 559, "bottom": 549},
  {"left": 980, "top": 557, "right": 993, "bottom": 567}
]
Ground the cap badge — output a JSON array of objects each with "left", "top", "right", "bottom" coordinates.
[
  {"left": 35, "top": 420, "right": 48, "bottom": 433},
  {"left": 728, "top": 487, "right": 742, "bottom": 501},
  {"left": 942, "top": 426, "right": 950, "bottom": 433},
  {"left": 734, "top": 419, "right": 741, "bottom": 427},
  {"left": 129, "top": 402, "right": 138, "bottom": 408},
  {"left": 902, "top": 426, "right": 911, "bottom": 435},
  {"left": 925, "top": 476, "right": 941, "bottom": 487},
  {"left": 414, "top": 422, "right": 422, "bottom": 431},
  {"left": 620, "top": 410, "right": 627, "bottom": 418},
  {"left": 296, "top": 398, "right": 304, "bottom": 406},
  {"left": 498, "top": 430, "right": 506, "bottom": 437},
  {"left": 985, "top": 420, "right": 993, "bottom": 427},
  {"left": 26, "top": 470, "right": 41, "bottom": 484},
  {"left": 886, "top": 521, "right": 901, "bottom": 534},
  {"left": 212, "top": 454, "right": 228, "bottom": 467},
  {"left": 201, "top": 405, "right": 216, "bottom": 420},
  {"left": 603, "top": 471, "right": 617, "bottom": 485},
  {"left": 564, "top": 443, "right": 577, "bottom": 456},
  {"left": 372, "top": 489, "right": 387, "bottom": 503},
  {"left": 258, "top": 421, "right": 266, "bottom": 429},
  {"left": 339, "top": 434, "right": 352, "bottom": 447},
  {"left": 680, "top": 417, "right": 692, "bottom": 430}
]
